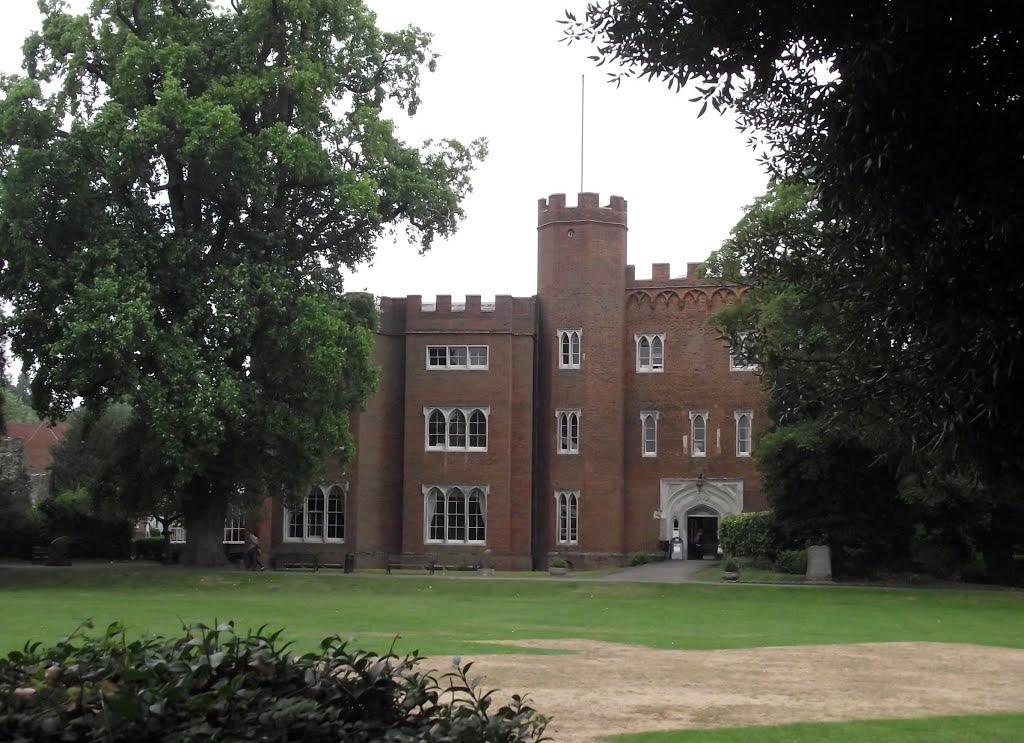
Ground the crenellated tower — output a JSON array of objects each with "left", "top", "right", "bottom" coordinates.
[{"left": 535, "top": 193, "right": 628, "bottom": 567}]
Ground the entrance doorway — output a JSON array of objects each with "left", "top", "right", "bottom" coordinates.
[{"left": 687, "top": 514, "right": 718, "bottom": 560}]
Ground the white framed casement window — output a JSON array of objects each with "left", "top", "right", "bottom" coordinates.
[
  {"left": 735, "top": 410, "right": 753, "bottom": 456},
  {"left": 424, "top": 485, "right": 487, "bottom": 544},
  {"left": 640, "top": 411, "right": 659, "bottom": 457},
  {"left": 423, "top": 407, "right": 489, "bottom": 451},
  {"left": 283, "top": 484, "right": 346, "bottom": 543},
  {"left": 635, "top": 333, "right": 665, "bottom": 372},
  {"left": 557, "top": 329, "right": 582, "bottom": 369},
  {"left": 223, "top": 511, "right": 246, "bottom": 544},
  {"left": 426, "top": 345, "right": 489, "bottom": 370},
  {"left": 729, "top": 331, "right": 757, "bottom": 371},
  {"left": 556, "top": 409, "right": 581, "bottom": 454},
  {"left": 156, "top": 517, "right": 241, "bottom": 545},
  {"left": 689, "top": 411, "right": 709, "bottom": 457},
  {"left": 555, "top": 491, "right": 579, "bottom": 545}
]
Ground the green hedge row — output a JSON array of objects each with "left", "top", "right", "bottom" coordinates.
[{"left": 0, "top": 621, "right": 550, "bottom": 742}]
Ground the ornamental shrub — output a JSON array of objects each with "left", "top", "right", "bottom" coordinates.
[
  {"left": 0, "top": 621, "right": 550, "bottom": 742},
  {"left": 774, "top": 548, "right": 808, "bottom": 575},
  {"left": 627, "top": 552, "right": 648, "bottom": 566},
  {"left": 719, "top": 510, "right": 781, "bottom": 562}
]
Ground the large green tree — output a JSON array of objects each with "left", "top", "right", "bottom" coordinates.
[
  {"left": 566, "top": 3, "right": 1023, "bottom": 575},
  {"left": 0, "top": 0, "right": 485, "bottom": 564},
  {"left": 706, "top": 182, "right": 1021, "bottom": 580}
]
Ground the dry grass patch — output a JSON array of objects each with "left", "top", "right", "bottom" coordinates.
[{"left": 450, "top": 640, "right": 1024, "bottom": 742}]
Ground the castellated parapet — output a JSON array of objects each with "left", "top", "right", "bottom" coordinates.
[
  {"left": 626, "top": 261, "right": 709, "bottom": 288},
  {"left": 538, "top": 192, "right": 627, "bottom": 227},
  {"left": 376, "top": 295, "right": 536, "bottom": 336}
]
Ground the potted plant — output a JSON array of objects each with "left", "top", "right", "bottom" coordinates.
[
  {"left": 721, "top": 556, "right": 740, "bottom": 582},
  {"left": 548, "top": 556, "right": 569, "bottom": 576}
]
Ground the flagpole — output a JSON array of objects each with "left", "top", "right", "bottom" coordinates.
[{"left": 580, "top": 74, "right": 585, "bottom": 193}]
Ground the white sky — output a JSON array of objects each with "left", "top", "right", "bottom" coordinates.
[{"left": 0, "top": 0, "right": 769, "bottom": 302}]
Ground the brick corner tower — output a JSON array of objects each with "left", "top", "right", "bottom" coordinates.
[{"left": 535, "top": 192, "right": 628, "bottom": 568}]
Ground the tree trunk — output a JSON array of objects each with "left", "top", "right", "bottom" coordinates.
[{"left": 180, "top": 477, "right": 229, "bottom": 566}]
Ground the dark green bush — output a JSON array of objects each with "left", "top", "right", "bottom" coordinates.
[
  {"left": 627, "top": 552, "right": 648, "bottom": 567},
  {"left": 774, "top": 548, "right": 808, "bottom": 575},
  {"left": 36, "top": 490, "right": 133, "bottom": 560},
  {"left": 719, "top": 510, "right": 781, "bottom": 562},
  {"left": 0, "top": 621, "right": 550, "bottom": 742},
  {"left": 0, "top": 507, "right": 46, "bottom": 559}
]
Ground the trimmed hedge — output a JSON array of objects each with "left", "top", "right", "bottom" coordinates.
[
  {"left": 774, "top": 548, "right": 808, "bottom": 575},
  {"left": 719, "top": 510, "right": 780, "bottom": 562},
  {"left": 0, "top": 621, "right": 550, "bottom": 742}
]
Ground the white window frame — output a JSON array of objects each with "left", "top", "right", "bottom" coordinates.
[
  {"left": 689, "top": 411, "right": 709, "bottom": 458},
  {"left": 556, "top": 409, "right": 581, "bottom": 454},
  {"left": 557, "top": 328, "right": 582, "bottom": 369},
  {"left": 426, "top": 345, "right": 489, "bottom": 370},
  {"left": 635, "top": 333, "right": 665, "bottom": 373},
  {"left": 223, "top": 511, "right": 246, "bottom": 544},
  {"left": 158, "top": 519, "right": 239, "bottom": 545},
  {"left": 729, "top": 331, "right": 757, "bottom": 371},
  {"left": 423, "top": 407, "right": 490, "bottom": 451},
  {"left": 640, "top": 411, "right": 659, "bottom": 457},
  {"left": 735, "top": 410, "right": 753, "bottom": 457},
  {"left": 555, "top": 491, "right": 579, "bottom": 545},
  {"left": 423, "top": 484, "right": 488, "bottom": 545},
  {"left": 283, "top": 484, "right": 347, "bottom": 543}
]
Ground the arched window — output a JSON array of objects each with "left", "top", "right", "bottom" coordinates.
[
  {"left": 424, "top": 485, "right": 488, "bottom": 544},
  {"left": 735, "top": 411, "right": 753, "bottom": 456},
  {"left": 467, "top": 488, "right": 486, "bottom": 542},
  {"left": 651, "top": 335, "right": 664, "bottom": 369},
  {"left": 691, "top": 412, "right": 708, "bottom": 457},
  {"left": 559, "top": 329, "right": 582, "bottom": 369},
  {"left": 446, "top": 487, "right": 466, "bottom": 542},
  {"left": 638, "top": 335, "right": 651, "bottom": 368},
  {"left": 305, "top": 488, "right": 324, "bottom": 539},
  {"left": 428, "top": 409, "right": 446, "bottom": 448},
  {"left": 557, "top": 491, "right": 579, "bottom": 545},
  {"left": 636, "top": 333, "right": 666, "bottom": 372},
  {"left": 427, "top": 487, "right": 446, "bottom": 541},
  {"left": 326, "top": 486, "right": 345, "bottom": 540},
  {"left": 469, "top": 409, "right": 487, "bottom": 448},
  {"left": 641, "top": 412, "right": 658, "bottom": 457},
  {"left": 448, "top": 409, "right": 467, "bottom": 448},
  {"left": 424, "top": 407, "right": 489, "bottom": 451},
  {"left": 557, "top": 410, "right": 580, "bottom": 453},
  {"left": 284, "top": 485, "right": 347, "bottom": 543}
]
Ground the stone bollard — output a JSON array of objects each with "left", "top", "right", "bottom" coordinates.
[{"left": 806, "top": 545, "right": 833, "bottom": 582}]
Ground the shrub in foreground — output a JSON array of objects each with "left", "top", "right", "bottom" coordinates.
[{"left": 0, "top": 621, "right": 549, "bottom": 742}]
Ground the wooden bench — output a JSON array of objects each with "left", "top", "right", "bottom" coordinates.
[
  {"left": 271, "top": 552, "right": 320, "bottom": 572},
  {"left": 386, "top": 554, "right": 437, "bottom": 575}
]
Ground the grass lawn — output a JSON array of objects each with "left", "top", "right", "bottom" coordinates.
[
  {"left": 610, "top": 713, "right": 1024, "bottom": 742},
  {"left": 1, "top": 561, "right": 1021, "bottom": 658}
]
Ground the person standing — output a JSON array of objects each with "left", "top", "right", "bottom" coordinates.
[{"left": 243, "top": 528, "right": 265, "bottom": 571}]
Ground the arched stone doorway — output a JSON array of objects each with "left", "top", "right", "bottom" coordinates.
[{"left": 659, "top": 479, "right": 744, "bottom": 560}]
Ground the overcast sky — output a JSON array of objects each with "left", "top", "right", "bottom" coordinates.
[{"left": 1, "top": 0, "right": 769, "bottom": 301}]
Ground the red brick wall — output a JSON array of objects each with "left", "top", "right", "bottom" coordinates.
[
  {"left": 268, "top": 194, "right": 767, "bottom": 571},
  {"left": 398, "top": 297, "right": 536, "bottom": 570},
  {"left": 537, "top": 193, "right": 629, "bottom": 563}
]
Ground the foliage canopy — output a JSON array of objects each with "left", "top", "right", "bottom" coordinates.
[{"left": 0, "top": 0, "right": 485, "bottom": 562}]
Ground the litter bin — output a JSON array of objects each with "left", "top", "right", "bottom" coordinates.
[{"left": 343, "top": 552, "right": 355, "bottom": 574}]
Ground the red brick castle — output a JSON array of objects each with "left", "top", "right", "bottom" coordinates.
[{"left": 265, "top": 193, "right": 766, "bottom": 570}]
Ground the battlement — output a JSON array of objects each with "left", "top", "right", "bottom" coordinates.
[
  {"left": 538, "top": 192, "right": 627, "bottom": 228},
  {"left": 378, "top": 295, "right": 536, "bottom": 335},
  {"left": 626, "top": 261, "right": 708, "bottom": 288}
]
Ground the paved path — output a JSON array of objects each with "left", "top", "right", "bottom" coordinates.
[{"left": 593, "top": 558, "right": 714, "bottom": 583}]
